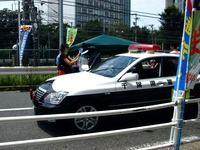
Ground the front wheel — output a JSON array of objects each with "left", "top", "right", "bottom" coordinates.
[{"left": 70, "top": 103, "right": 99, "bottom": 133}]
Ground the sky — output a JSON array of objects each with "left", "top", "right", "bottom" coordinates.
[
  {"left": 131, "top": 0, "right": 166, "bottom": 30},
  {"left": 0, "top": 0, "right": 166, "bottom": 29}
]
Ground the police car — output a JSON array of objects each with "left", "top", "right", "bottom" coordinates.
[{"left": 30, "top": 44, "right": 200, "bottom": 132}]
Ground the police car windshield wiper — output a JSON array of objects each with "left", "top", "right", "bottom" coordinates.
[
  {"left": 91, "top": 68, "right": 108, "bottom": 73},
  {"left": 92, "top": 67, "right": 124, "bottom": 73}
]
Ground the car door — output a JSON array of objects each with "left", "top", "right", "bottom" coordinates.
[
  {"left": 161, "top": 56, "right": 179, "bottom": 100},
  {"left": 162, "top": 56, "right": 198, "bottom": 119},
  {"left": 112, "top": 57, "right": 175, "bottom": 109}
]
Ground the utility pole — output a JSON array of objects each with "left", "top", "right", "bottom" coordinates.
[
  {"left": 37, "top": 10, "right": 42, "bottom": 66},
  {"left": 18, "top": 0, "right": 21, "bottom": 66},
  {"left": 59, "top": 0, "right": 63, "bottom": 47},
  {"left": 149, "top": 24, "right": 154, "bottom": 44},
  {"left": 37, "top": 11, "right": 42, "bottom": 46},
  {"left": 22, "top": 0, "right": 31, "bottom": 24},
  {"left": 30, "top": 0, "right": 38, "bottom": 66},
  {"left": 133, "top": 14, "right": 139, "bottom": 42},
  {"left": 154, "top": 30, "right": 157, "bottom": 44}
]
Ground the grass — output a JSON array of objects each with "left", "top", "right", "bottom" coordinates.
[{"left": 0, "top": 74, "right": 57, "bottom": 86}]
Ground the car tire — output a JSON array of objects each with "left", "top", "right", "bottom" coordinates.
[{"left": 68, "top": 102, "right": 100, "bottom": 133}]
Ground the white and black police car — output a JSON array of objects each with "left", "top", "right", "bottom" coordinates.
[{"left": 30, "top": 44, "right": 200, "bottom": 132}]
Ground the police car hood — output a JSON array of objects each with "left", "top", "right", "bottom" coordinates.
[{"left": 50, "top": 72, "right": 114, "bottom": 95}]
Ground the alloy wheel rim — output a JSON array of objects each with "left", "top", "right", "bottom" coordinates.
[{"left": 74, "top": 105, "right": 98, "bottom": 131}]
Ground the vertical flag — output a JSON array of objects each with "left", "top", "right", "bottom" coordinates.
[
  {"left": 186, "top": 0, "right": 200, "bottom": 89},
  {"left": 20, "top": 25, "right": 32, "bottom": 64},
  {"left": 173, "top": 0, "right": 193, "bottom": 98},
  {"left": 170, "top": 1, "right": 194, "bottom": 148},
  {"left": 66, "top": 28, "right": 77, "bottom": 47}
]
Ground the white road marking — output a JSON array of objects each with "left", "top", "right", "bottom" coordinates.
[{"left": 0, "top": 107, "right": 33, "bottom": 112}]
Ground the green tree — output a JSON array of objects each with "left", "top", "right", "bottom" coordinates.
[
  {"left": 109, "top": 23, "right": 153, "bottom": 44},
  {"left": 134, "top": 26, "right": 151, "bottom": 44},
  {"left": 73, "top": 28, "right": 88, "bottom": 44},
  {"left": 74, "top": 20, "right": 103, "bottom": 43},
  {"left": 0, "top": 8, "right": 19, "bottom": 49},
  {"left": 109, "top": 23, "right": 131, "bottom": 40},
  {"left": 41, "top": 23, "right": 59, "bottom": 49},
  {"left": 159, "top": 5, "right": 184, "bottom": 49},
  {"left": 40, "top": 23, "right": 70, "bottom": 49},
  {"left": 84, "top": 19, "right": 103, "bottom": 38}
]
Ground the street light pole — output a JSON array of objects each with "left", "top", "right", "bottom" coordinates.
[
  {"left": 59, "top": 0, "right": 63, "bottom": 47},
  {"left": 133, "top": 14, "right": 139, "bottom": 42},
  {"left": 149, "top": 24, "right": 154, "bottom": 44},
  {"left": 18, "top": 0, "right": 21, "bottom": 66}
]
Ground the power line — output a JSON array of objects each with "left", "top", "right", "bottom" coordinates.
[
  {"left": 131, "top": 10, "right": 159, "bottom": 16},
  {"left": 0, "top": 0, "right": 161, "bottom": 18},
  {"left": 40, "top": 0, "right": 161, "bottom": 29},
  {"left": 42, "top": 0, "right": 160, "bottom": 18},
  {"left": 133, "top": 14, "right": 160, "bottom": 19},
  {"left": 61, "top": 0, "right": 160, "bottom": 16},
  {"left": 0, "top": 0, "right": 161, "bottom": 24}
]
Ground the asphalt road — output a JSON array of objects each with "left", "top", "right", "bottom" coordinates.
[{"left": 0, "top": 91, "right": 200, "bottom": 150}]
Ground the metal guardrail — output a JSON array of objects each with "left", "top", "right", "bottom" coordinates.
[
  {"left": 0, "top": 102, "right": 175, "bottom": 122},
  {"left": 0, "top": 66, "right": 57, "bottom": 75},
  {"left": 0, "top": 97, "right": 200, "bottom": 149},
  {"left": 0, "top": 122, "right": 176, "bottom": 149},
  {"left": 0, "top": 102, "right": 176, "bottom": 149}
]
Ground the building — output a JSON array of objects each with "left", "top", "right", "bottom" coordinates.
[
  {"left": 165, "top": 0, "right": 174, "bottom": 8},
  {"left": 43, "top": 0, "right": 131, "bottom": 31},
  {"left": 165, "top": 0, "right": 185, "bottom": 12},
  {"left": 75, "top": 0, "right": 131, "bottom": 32},
  {"left": 124, "top": 0, "right": 131, "bottom": 27},
  {"left": 174, "top": 0, "right": 185, "bottom": 12}
]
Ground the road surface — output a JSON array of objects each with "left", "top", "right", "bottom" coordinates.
[{"left": 0, "top": 91, "right": 200, "bottom": 150}]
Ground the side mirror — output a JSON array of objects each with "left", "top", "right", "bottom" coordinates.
[
  {"left": 81, "top": 65, "right": 89, "bottom": 71},
  {"left": 130, "top": 67, "right": 137, "bottom": 73},
  {"left": 119, "top": 72, "right": 139, "bottom": 82}
]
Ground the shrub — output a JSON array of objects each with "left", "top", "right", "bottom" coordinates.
[{"left": 0, "top": 74, "right": 57, "bottom": 86}]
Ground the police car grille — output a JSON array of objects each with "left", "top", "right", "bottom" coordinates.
[{"left": 36, "top": 88, "right": 46, "bottom": 101}]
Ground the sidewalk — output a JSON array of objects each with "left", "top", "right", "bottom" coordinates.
[
  {"left": 180, "top": 142, "right": 200, "bottom": 149},
  {"left": 159, "top": 142, "right": 200, "bottom": 150}
]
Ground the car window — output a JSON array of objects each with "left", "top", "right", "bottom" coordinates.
[
  {"left": 130, "top": 57, "right": 161, "bottom": 79},
  {"left": 162, "top": 57, "right": 178, "bottom": 77},
  {"left": 90, "top": 56, "right": 138, "bottom": 77}
]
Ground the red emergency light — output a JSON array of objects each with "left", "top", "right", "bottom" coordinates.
[{"left": 128, "top": 44, "right": 161, "bottom": 51}]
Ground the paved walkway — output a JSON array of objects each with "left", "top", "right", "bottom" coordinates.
[{"left": 160, "top": 142, "right": 200, "bottom": 150}]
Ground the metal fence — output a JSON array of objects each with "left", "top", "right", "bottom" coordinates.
[
  {"left": 0, "top": 66, "right": 57, "bottom": 75},
  {"left": 0, "top": 98, "right": 200, "bottom": 149},
  {"left": 0, "top": 49, "right": 59, "bottom": 66},
  {"left": 1, "top": 67, "right": 200, "bottom": 149}
]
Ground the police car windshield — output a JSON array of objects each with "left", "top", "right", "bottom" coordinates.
[{"left": 90, "top": 56, "right": 138, "bottom": 78}]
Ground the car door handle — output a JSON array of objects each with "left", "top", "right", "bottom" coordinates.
[{"left": 157, "top": 81, "right": 167, "bottom": 86}]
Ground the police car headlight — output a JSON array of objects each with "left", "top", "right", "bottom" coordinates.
[{"left": 44, "top": 91, "right": 69, "bottom": 105}]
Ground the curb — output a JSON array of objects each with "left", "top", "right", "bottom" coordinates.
[{"left": 0, "top": 85, "right": 37, "bottom": 92}]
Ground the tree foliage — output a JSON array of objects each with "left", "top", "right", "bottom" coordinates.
[
  {"left": 0, "top": 8, "right": 19, "bottom": 49},
  {"left": 109, "top": 23, "right": 130, "bottom": 39},
  {"left": 74, "top": 19, "right": 103, "bottom": 44},
  {"left": 159, "top": 5, "right": 184, "bottom": 49},
  {"left": 135, "top": 26, "right": 151, "bottom": 44},
  {"left": 40, "top": 23, "right": 70, "bottom": 49},
  {"left": 109, "top": 23, "right": 152, "bottom": 44},
  {"left": 84, "top": 19, "right": 103, "bottom": 37},
  {"left": 0, "top": 8, "right": 158, "bottom": 50}
]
